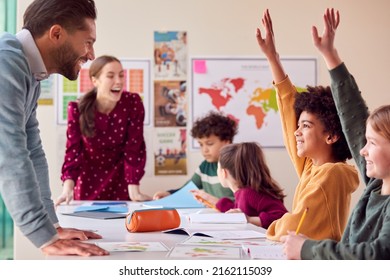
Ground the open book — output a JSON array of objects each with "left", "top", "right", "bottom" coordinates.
[
  {"left": 163, "top": 227, "right": 266, "bottom": 240},
  {"left": 187, "top": 212, "right": 247, "bottom": 224}
]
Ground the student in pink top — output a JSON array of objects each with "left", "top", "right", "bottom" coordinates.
[
  {"left": 56, "top": 55, "right": 151, "bottom": 205},
  {"left": 216, "top": 142, "right": 288, "bottom": 229}
]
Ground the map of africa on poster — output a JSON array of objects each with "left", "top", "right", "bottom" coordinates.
[{"left": 191, "top": 58, "right": 317, "bottom": 149}]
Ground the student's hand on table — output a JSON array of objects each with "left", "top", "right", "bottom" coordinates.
[
  {"left": 41, "top": 239, "right": 109, "bottom": 256},
  {"left": 57, "top": 226, "right": 103, "bottom": 240},
  {"left": 280, "top": 231, "right": 307, "bottom": 260},
  {"left": 55, "top": 179, "right": 74, "bottom": 207},
  {"left": 153, "top": 191, "right": 170, "bottom": 200},
  {"left": 128, "top": 184, "right": 152, "bottom": 201},
  {"left": 190, "top": 190, "right": 218, "bottom": 205}
]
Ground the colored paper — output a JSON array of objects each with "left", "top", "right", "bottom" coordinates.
[
  {"left": 193, "top": 60, "right": 207, "bottom": 74},
  {"left": 142, "top": 181, "right": 205, "bottom": 208}
]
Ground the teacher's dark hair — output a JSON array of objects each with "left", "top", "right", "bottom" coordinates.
[{"left": 23, "top": 0, "right": 97, "bottom": 38}]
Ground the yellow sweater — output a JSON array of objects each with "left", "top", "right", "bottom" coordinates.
[{"left": 266, "top": 77, "right": 359, "bottom": 241}]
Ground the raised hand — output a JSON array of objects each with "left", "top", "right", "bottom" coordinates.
[
  {"left": 256, "top": 9, "right": 286, "bottom": 84},
  {"left": 312, "top": 8, "right": 342, "bottom": 69},
  {"left": 256, "top": 9, "right": 278, "bottom": 61}
]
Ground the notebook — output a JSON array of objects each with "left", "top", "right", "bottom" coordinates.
[{"left": 61, "top": 211, "right": 127, "bottom": 219}]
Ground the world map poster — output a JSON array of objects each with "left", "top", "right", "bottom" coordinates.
[{"left": 191, "top": 57, "right": 317, "bottom": 149}]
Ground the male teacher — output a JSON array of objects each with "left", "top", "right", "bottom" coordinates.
[{"left": 0, "top": 0, "right": 108, "bottom": 256}]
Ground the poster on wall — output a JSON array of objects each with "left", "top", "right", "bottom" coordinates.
[
  {"left": 154, "top": 31, "right": 187, "bottom": 80},
  {"left": 56, "top": 59, "right": 151, "bottom": 126},
  {"left": 153, "top": 127, "right": 187, "bottom": 176},
  {"left": 191, "top": 57, "right": 317, "bottom": 149},
  {"left": 154, "top": 80, "right": 187, "bottom": 127}
]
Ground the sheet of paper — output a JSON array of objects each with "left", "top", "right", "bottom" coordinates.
[
  {"left": 242, "top": 244, "right": 286, "bottom": 260},
  {"left": 187, "top": 212, "right": 247, "bottom": 224},
  {"left": 95, "top": 241, "right": 168, "bottom": 252},
  {"left": 143, "top": 181, "right": 205, "bottom": 209},
  {"left": 167, "top": 245, "right": 241, "bottom": 259},
  {"left": 197, "top": 230, "right": 266, "bottom": 240},
  {"left": 181, "top": 236, "right": 273, "bottom": 247}
]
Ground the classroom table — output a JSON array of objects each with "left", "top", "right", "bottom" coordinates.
[{"left": 46, "top": 202, "right": 267, "bottom": 260}]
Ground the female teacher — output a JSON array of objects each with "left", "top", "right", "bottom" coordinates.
[{"left": 56, "top": 55, "right": 151, "bottom": 205}]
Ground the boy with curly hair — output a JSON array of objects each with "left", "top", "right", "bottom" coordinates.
[
  {"left": 153, "top": 111, "right": 237, "bottom": 202},
  {"left": 256, "top": 9, "right": 359, "bottom": 241}
]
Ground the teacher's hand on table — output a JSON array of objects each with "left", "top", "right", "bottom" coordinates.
[
  {"left": 57, "top": 226, "right": 103, "bottom": 240},
  {"left": 41, "top": 239, "right": 109, "bottom": 256}
]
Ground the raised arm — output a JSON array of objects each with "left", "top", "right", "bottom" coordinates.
[
  {"left": 312, "top": 8, "right": 342, "bottom": 70},
  {"left": 256, "top": 9, "right": 286, "bottom": 83},
  {"left": 257, "top": 9, "right": 306, "bottom": 175},
  {"left": 313, "top": 8, "right": 369, "bottom": 183}
]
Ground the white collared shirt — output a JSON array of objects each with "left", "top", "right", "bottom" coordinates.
[{"left": 16, "top": 29, "right": 49, "bottom": 81}]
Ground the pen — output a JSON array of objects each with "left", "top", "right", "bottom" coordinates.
[
  {"left": 295, "top": 207, "right": 308, "bottom": 235},
  {"left": 195, "top": 195, "right": 220, "bottom": 212}
]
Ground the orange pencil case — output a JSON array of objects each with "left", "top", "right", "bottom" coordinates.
[{"left": 125, "top": 208, "right": 180, "bottom": 233}]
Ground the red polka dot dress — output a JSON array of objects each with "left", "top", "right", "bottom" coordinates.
[{"left": 61, "top": 92, "right": 146, "bottom": 200}]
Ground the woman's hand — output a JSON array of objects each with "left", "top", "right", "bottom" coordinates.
[
  {"left": 128, "top": 184, "right": 152, "bottom": 201},
  {"left": 55, "top": 179, "right": 74, "bottom": 207}
]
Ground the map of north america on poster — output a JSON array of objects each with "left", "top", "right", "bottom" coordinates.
[{"left": 191, "top": 58, "right": 317, "bottom": 148}]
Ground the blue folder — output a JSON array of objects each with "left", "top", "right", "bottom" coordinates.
[{"left": 74, "top": 205, "right": 128, "bottom": 213}]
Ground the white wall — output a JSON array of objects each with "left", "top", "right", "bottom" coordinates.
[{"left": 14, "top": 0, "right": 390, "bottom": 259}]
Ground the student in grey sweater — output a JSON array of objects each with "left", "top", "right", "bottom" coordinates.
[
  {"left": 281, "top": 8, "right": 390, "bottom": 259},
  {"left": 0, "top": 0, "right": 108, "bottom": 256}
]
